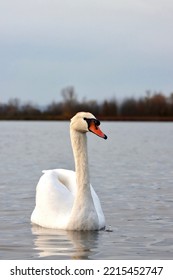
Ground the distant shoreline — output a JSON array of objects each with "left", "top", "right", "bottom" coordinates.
[{"left": 1, "top": 91, "right": 173, "bottom": 122}]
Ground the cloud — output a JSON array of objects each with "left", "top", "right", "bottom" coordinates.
[
  {"left": 0, "top": 0, "right": 173, "bottom": 104},
  {"left": 1, "top": 0, "right": 173, "bottom": 53}
]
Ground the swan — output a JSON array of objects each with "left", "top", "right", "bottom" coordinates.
[{"left": 31, "top": 112, "right": 107, "bottom": 231}]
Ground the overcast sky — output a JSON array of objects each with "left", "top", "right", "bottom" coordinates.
[{"left": 0, "top": 0, "right": 173, "bottom": 105}]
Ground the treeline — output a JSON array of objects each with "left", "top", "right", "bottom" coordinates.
[{"left": 0, "top": 87, "right": 173, "bottom": 121}]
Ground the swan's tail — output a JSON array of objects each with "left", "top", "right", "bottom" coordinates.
[
  {"left": 42, "top": 169, "right": 63, "bottom": 174},
  {"left": 42, "top": 170, "right": 51, "bottom": 174}
]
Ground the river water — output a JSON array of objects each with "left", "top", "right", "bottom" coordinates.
[{"left": 0, "top": 121, "right": 173, "bottom": 259}]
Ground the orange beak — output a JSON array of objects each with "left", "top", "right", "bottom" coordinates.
[{"left": 89, "top": 120, "right": 107, "bottom": 139}]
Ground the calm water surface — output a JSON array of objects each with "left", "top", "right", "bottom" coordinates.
[{"left": 0, "top": 121, "right": 173, "bottom": 259}]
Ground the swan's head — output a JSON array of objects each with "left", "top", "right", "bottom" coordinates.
[{"left": 70, "top": 112, "right": 107, "bottom": 139}]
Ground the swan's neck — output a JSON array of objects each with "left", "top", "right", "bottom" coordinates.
[
  {"left": 68, "top": 129, "right": 99, "bottom": 230},
  {"left": 70, "top": 130, "right": 90, "bottom": 195}
]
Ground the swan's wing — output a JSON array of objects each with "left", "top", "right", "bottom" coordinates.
[
  {"left": 45, "top": 169, "right": 77, "bottom": 196},
  {"left": 31, "top": 169, "right": 77, "bottom": 229}
]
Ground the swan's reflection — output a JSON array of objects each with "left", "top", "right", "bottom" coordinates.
[{"left": 31, "top": 225, "right": 100, "bottom": 259}]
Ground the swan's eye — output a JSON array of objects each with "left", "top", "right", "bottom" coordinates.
[
  {"left": 84, "top": 117, "right": 100, "bottom": 127},
  {"left": 94, "top": 119, "right": 100, "bottom": 126}
]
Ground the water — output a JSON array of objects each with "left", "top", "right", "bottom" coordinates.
[{"left": 0, "top": 121, "right": 173, "bottom": 259}]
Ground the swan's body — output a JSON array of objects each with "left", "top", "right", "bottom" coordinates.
[{"left": 31, "top": 112, "right": 107, "bottom": 231}]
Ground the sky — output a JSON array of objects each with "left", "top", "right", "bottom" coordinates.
[{"left": 0, "top": 0, "right": 173, "bottom": 105}]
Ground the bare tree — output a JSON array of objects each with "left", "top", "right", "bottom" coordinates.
[{"left": 61, "top": 86, "right": 78, "bottom": 117}]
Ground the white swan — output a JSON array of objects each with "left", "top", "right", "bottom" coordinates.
[{"left": 31, "top": 112, "right": 107, "bottom": 231}]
